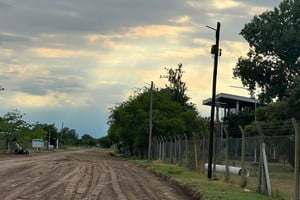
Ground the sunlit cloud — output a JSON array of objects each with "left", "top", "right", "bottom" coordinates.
[
  {"left": 187, "top": 0, "right": 243, "bottom": 10},
  {"left": 1, "top": 49, "right": 15, "bottom": 57},
  {"left": 85, "top": 24, "right": 195, "bottom": 43},
  {"left": 247, "top": 6, "right": 272, "bottom": 16},
  {"left": 29, "top": 48, "right": 86, "bottom": 58},
  {"left": 8, "top": 89, "right": 94, "bottom": 108},
  {"left": 221, "top": 40, "right": 249, "bottom": 59},
  {"left": 169, "top": 16, "right": 191, "bottom": 24}
]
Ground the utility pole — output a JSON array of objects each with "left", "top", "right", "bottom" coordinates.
[
  {"left": 148, "top": 81, "right": 154, "bottom": 161},
  {"left": 48, "top": 129, "right": 51, "bottom": 149},
  {"left": 207, "top": 22, "right": 221, "bottom": 180},
  {"left": 60, "top": 121, "right": 64, "bottom": 149}
]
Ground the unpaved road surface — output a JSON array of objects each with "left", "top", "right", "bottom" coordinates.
[{"left": 0, "top": 149, "right": 193, "bottom": 200}]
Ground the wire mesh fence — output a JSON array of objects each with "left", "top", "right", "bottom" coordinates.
[
  {"left": 0, "top": 139, "right": 5, "bottom": 151},
  {"left": 151, "top": 119, "right": 299, "bottom": 199}
]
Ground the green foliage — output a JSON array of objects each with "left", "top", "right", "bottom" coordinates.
[
  {"left": 223, "top": 110, "right": 255, "bottom": 129},
  {"left": 107, "top": 66, "right": 208, "bottom": 156},
  {"left": 98, "top": 136, "right": 112, "bottom": 148},
  {"left": 60, "top": 127, "right": 78, "bottom": 146},
  {"left": 80, "top": 134, "right": 97, "bottom": 147},
  {"left": 256, "top": 102, "right": 290, "bottom": 121},
  {"left": 254, "top": 77, "right": 300, "bottom": 121},
  {"left": 286, "top": 76, "right": 300, "bottom": 119},
  {"left": 0, "top": 110, "right": 30, "bottom": 139},
  {"left": 163, "top": 63, "right": 192, "bottom": 107},
  {"left": 0, "top": 110, "right": 83, "bottom": 149},
  {"left": 233, "top": 0, "right": 300, "bottom": 103}
]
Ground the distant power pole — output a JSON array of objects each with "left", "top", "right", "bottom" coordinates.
[
  {"left": 60, "top": 121, "right": 64, "bottom": 149},
  {"left": 48, "top": 129, "right": 51, "bottom": 149},
  {"left": 207, "top": 22, "right": 221, "bottom": 180},
  {"left": 148, "top": 81, "right": 154, "bottom": 161}
]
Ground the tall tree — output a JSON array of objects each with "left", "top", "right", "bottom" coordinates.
[
  {"left": 163, "top": 63, "right": 192, "bottom": 107},
  {"left": 81, "top": 134, "right": 97, "bottom": 146},
  {"left": 233, "top": 0, "right": 300, "bottom": 103},
  {"left": 107, "top": 66, "right": 208, "bottom": 157},
  {"left": 0, "top": 110, "right": 30, "bottom": 139}
]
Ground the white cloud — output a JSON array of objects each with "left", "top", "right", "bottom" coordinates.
[
  {"left": 186, "top": 0, "right": 241, "bottom": 10},
  {"left": 169, "top": 16, "right": 191, "bottom": 24}
]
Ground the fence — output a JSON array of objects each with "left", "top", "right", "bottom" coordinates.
[
  {"left": 150, "top": 119, "right": 300, "bottom": 199},
  {"left": 0, "top": 139, "right": 5, "bottom": 151}
]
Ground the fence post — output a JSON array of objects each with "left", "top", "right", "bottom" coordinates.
[
  {"left": 177, "top": 134, "right": 182, "bottom": 166},
  {"left": 153, "top": 136, "right": 159, "bottom": 160},
  {"left": 159, "top": 136, "right": 162, "bottom": 160},
  {"left": 256, "top": 123, "right": 265, "bottom": 193},
  {"left": 157, "top": 136, "right": 161, "bottom": 160},
  {"left": 156, "top": 136, "right": 160, "bottom": 160},
  {"left": 223, "top": 126, "right": 230, "bottom": 182},
  {"left": 202, "top": 133, "right": 206, "bottom": 174},
  {"left": 184, "top": 133, "right": 188, "bottom": 167},
  {"left": 194, "top": 137, "right": 198, "bottom": 170},
  {"left": 256, "top": 122, "right": 272, "bottom": 196},
  {"left": 292, "top": 118, "right": 300, "bottom": 200},
  {"left": 169, "top": 136, "right": 173, "bottom": 164},
  {"left": 239, "top": 125, "right": 247, "bottom": 187},
  {"left": 162, "top": 136, "right": 166, "bottom": 161},
  {"left": 174, "top": 135, "right": 177, "bottom": 163}
]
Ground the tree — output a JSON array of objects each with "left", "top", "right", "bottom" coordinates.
[
  {"left": 60, "top": 127, "right": 78, "bottom": 147},
  {"left": 286, "top": 76, "right": 300, "bottom": 119},
  {"left": 0, "top": 110, "right": 30, "bottom": 138},
  {"left": 81, "top": 134, "right": 97, "bottom": 147},
  {"left": 162, "top": 63, "right": 192, "bottom": 108},
  {"left": 223, "top": 110, "right": 255, "bottom": 130},
  {"left": 107, "top": 65, "right": 208, "bottom": 157},
  {"left": 233, "top": 0, "right": 300, "bottom": 103},
  {"left": 98, "top": 136, "right": 112, "bottom": 148}
]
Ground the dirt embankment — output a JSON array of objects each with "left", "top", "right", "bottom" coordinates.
[{"left": 0, "top": 149, "right": 197, "bottom": 200}]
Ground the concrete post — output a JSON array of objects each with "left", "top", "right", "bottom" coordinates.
[
  {"left": 239, "top": 125, "right": 247, "bottom": 187},
  {"left": 223, "top": 126, "right": 230, "bottom": 182},
  {"left": 292, "top": 118, "right": 300, "bottom": 200}
]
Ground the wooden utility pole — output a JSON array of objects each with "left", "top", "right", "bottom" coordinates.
[
  {"left": 148, "top": 81, "right": 154, "bottom": 161},
  {"left": 208, "top": 22, "right": 221, "bottom": 180},
  {"left": 60, "top": 121, "right": 63, "bottom": 149}
]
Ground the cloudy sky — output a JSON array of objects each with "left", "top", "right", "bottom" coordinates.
[{"left": 0, "top": 0, "right": 282, "bottom": 138}]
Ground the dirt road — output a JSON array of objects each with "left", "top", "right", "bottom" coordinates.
[{"left": 0, "top": 149, "right": 194, "bottom": 200}]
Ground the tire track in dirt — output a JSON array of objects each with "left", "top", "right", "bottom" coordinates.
[
  {"left": 0, "top": 149, "right": 195, "bottom": 200},
  {"left": 88, "top": 161, "right": 109, "bottom": 200},
  {"left": 114, "top": 163, "right": 160, "bottom": 200},
  {"left": 113, "top": 162, "right": 184, "bottom": 200},
  {"left": 73, "top": 162, "right": 93, "bottom": 200},
  {"left": 0, "top": 154, "right": 75, "bottom": 200},
  {"left": 106, "top": 162, "right": 128, "bottom": 200},
  {"left": 30, "top": 162, "right": 79, "bottom": 198},
  {"left": 2, "top": 159, "right": 74, "bottom": 200},
  {"left": 63, "top": 161, "right": 86, "bottom": 200}
]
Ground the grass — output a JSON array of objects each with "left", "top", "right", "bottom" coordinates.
[
  {"left": 222, "top": 161, "right": 293, "bottom": 200},
  {"left": 134, "top": 160, "right": 287, "bottom": 200}
]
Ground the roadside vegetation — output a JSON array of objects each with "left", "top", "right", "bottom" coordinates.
[
  {"left": 134, "top": 159, "right": 280, "bottom": 200},
  {"left": 107, "top": 64, "right": 209, "bottom": 158},
  {"left": 0, "top": 109, "right": 102, "bottom": 151}
]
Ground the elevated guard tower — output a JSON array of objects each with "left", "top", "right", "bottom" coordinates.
[{"left": 202, "top": 93, "right": 259, "bottom": 118}]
